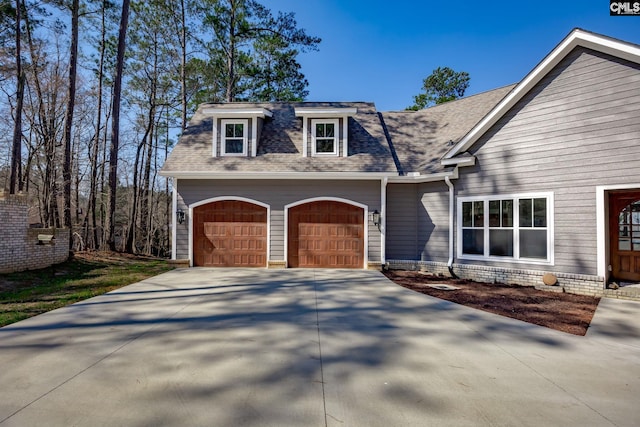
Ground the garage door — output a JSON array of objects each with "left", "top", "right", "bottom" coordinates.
[
  {"left": 288, "top": 201, "right": 364, "bottom": 268},
  {"left": 193, "top": 200, "right": 267, "bottom": 267}
]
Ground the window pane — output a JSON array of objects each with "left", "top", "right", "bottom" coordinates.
[
  {"left": 463, "top": 229, "right": 484, "bottom": 255},
  {"left": 225, "top": 139, "right": 243, "bottom": 153},
  {"left": 534, "top": 198, "right": 547, "bottom": 227},
  {"left": 489, "top": 200, "right": 500, "bottom": 227},
  {"left": 619, "top": 238, "right": 631, "bottom": 251},
  {"left": 462, "top": 202, "right": 472, "bottom": 227},
  {"left": 225, "top": 123, "right": 234, "bottom": 136},
  {"left": 520, "top": 229, "right": 547, "bottom": 259},
  {"left": 316, "top": 139, "right": 334, "bottom": 153},
  {"left": 502, "top": 200, "right": 513, "bottom": 227},
  {"left": 519, "top": 199, "right": 532, "bottom": 228},
  {"left": 325, "top": 123, "right": 335, "bottom": 137},
  {"left": 473, "top": 201, "right": 484, "bottom": 227},
  {"left": 234, "top": 123, "right": 244, "bottom": 136},
  {"left": 490, "top": 229, "right": 513, "bottom": 256},
  {"left": 316, "top": 123, "right": 325, "bottom": 137}
]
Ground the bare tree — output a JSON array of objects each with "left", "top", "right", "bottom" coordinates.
[
  {"left": 9, "top": 0, "right": 24, "bottom": 194},
  {"left": 106, "top": 0, "right": 129, "bottom": 251}
]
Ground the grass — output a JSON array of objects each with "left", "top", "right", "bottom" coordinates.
[{"left": 0, "top": 252, "right": 174, "bottom": 327}]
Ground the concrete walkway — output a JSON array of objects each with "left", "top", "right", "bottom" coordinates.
[{"left": 0, "top": 269, "right": 638, "bottom": 426}]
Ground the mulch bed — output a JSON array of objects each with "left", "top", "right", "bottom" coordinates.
[{"left": 383, "top": 270, "right": 600, "bottom": 336}]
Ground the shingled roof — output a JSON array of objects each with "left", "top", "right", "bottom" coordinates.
[
  {"left": 379, "top": 84, "right": 515, "bottom": 175},
  {"left": 161, "top": 88, "right": 514, "bottom": 178},
  {"left": 161, "top": 101, "right": 397, "bottom": 175}
]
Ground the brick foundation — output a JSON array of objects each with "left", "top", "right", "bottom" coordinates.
[{"left": 386, "top": 259, "right": 606, "bottom": 298}]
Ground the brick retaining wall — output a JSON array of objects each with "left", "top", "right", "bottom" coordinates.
[{"left": 0, "top": 194, "right": 70, "bottom": 274}]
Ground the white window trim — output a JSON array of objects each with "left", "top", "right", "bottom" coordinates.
[
  {"left": 311, "top": 118, "right": 339, "bottom": 156},
  {"left": 220, "top": 119, "right": 249, "bottom": 157},
  {"left": 457, "top": 192, "right": 554, "bottom": 265}
]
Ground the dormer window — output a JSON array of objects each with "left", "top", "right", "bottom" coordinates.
[
  {"left": 295, "top": 107, "right": 357, "bottom": 158},
  {"left": 221, "top": 120, "right": 248, "bottom": 156},
  {"left": 203, "top": 108, "right": 272, "bottom": 157},
  {"left": 312, "top": 119, "right": 338, "bottom": 156}
]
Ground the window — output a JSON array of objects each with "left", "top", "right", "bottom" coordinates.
[
  {"left": 221, "top": 119, "right": 248, "bottom": 156},
  {"left": 458, "top": 193, "right": 553, "bottom": 263},
  {"left": 311, "top": 119, "right": 338, "bottom": 156}
]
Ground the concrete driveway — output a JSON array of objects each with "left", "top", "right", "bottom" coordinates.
[{"left": 0, "top": 269, "right": 639, "bottom": 426}]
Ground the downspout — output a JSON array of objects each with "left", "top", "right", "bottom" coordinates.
[
  {"left": 444, "top": 175, "right": 457, "bottom": 278},
  {"left": 381, "top": 177, "right": 388, "bottom": 266}
]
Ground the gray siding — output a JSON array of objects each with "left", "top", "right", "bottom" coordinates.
[
  {"left": 386, "top": 184, "right": 418, "bottom": 259},
  {"left": 175, "top": 179, "right": 382, "bottom": 264},
  {"left": 418, "top": 182, "right": 450, "bottom": 262},
  {"left": 386, "top": 182, "right": 449, "bottom": 262},
  {"left": 457, "top": 47, "right": 640, "bottom": 276}
]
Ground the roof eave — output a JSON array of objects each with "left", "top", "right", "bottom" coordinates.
[
  {"left": 440, "top": 156, "right": 476, "bottom": 167},
  {"left": 159, "top": 171, "right": 394, "bottom": 180},
  {"left": 387, "top": 169, "right": 459, "bottom": 183},
  {"left": 201, "top": 107, "right": 273, "bottom": 118}
]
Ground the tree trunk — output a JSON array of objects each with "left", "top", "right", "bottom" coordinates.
[
  {"left": 107, "top": 0, "right": 130, "bottom": 251},
  {"left": 63, "top": 0, "right": 79, "bottom": 240},
  {"left": 9, "top": 0, "right": 24, "bottom": 195},
  {"left": 225, "top": 0, "right": 237, "bottom": 102},
  {"left": 179, "top": 0, "right": 187, "bottom": 131},
  {"left": 83, "top": 1, "right": 108, "bottom": 250}
]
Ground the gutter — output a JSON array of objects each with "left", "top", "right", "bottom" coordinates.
[
  {"left": 444, "top": 175, "right": 457, "bottom": 278},
  {"left": 159, "top": 171, "right": 393, "bottom": 180}
]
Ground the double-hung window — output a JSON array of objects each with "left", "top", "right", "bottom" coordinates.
[
  {"left": 459, "top": 193, "right": 553, "bottom": 263},
  {"left": 221, "top": 119, "right": 248, "bottom": 156},
  {"left": 311, "top": 119, "right": 338, "bottom": 156}
]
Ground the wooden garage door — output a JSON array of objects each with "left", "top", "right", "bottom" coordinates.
[
  {"left": 288, "top": 201, "right": 364, "bottom": 268},
  {"left": 193, "top": 200, "right": 267, "bottom": 267}
]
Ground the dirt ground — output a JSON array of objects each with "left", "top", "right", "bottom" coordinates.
[{"left": 383, "top": 270, "right": 600, "bottom": 336}]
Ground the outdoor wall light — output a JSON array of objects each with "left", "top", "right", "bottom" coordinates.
[
  {"left": 176, "top": 209, "right": 186, "bottom": 225},
  {"left": 371, "top": 209, "right": 381, "bottom": 229}
]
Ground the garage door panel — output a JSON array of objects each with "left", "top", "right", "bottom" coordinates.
[
  {"left": 288, "top": 201, "right": 364, "bottom": 268},
  {"left": 194, "top": 201, "right": 267, "bottom": 267}
]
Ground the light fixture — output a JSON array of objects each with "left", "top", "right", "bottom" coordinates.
[
  {"left": 371, "top": 209, "right": 381, "bottom": 229},
  {"left": 176, "top": 209, "right": 185, "bottom": 225}
]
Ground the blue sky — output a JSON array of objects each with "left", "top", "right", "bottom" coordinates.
[{"left": 270, "top": 0, "right": 640, "bottom": 111}]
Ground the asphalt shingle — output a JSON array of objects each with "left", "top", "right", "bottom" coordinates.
[{"left": 161, "top": 88, "right": 514, "bottom": 177}]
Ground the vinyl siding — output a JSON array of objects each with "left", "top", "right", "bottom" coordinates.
[
  {"left": 385, "top": 182, "right": 449, "bottom": 262},
  {"left": 386, "top": 184, "right": 418, "bottom": 259},
  {"left": 456, "top": 47, "right": 640, "bottom": 276},
  {"left": 175, "top": 179, "right": 382, "bottom": 264},
  {"left": 418, "top": 182, "right": 450, "bottom": 262}
]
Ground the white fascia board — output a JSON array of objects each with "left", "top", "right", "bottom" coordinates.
[
  {"left": 160, "top": 169, "right": 460, "bottom": 182},
  {"left": 294, "top": 107, "right": 357, "bottom": 118},
  {"left": 159, "top": 171, "right": 393, "bottom": 180},
  {"left": 440, "top": 156, "right": 476, "bottom": 167},
  {"left": 388, "top": 169, "right": 458, "bottom": 183},
  {"left": 444, "top": 29, "right": 640, "bottom": 160},
  {"left": 202, "top": 108, "right": 273, "bottom": 118}
]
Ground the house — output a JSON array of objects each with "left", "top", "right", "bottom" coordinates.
[{"left": 160, "top": 29, "right": 640, "bottom": 296}]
